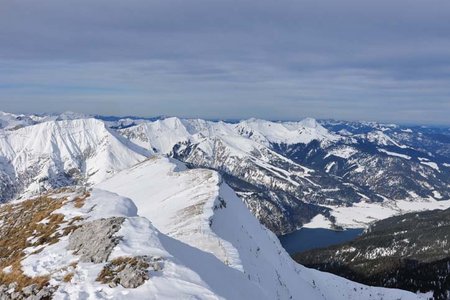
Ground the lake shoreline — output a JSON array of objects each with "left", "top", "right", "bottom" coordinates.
[{"left": 279, "top": 227, "right": 364, "bottom": 255}]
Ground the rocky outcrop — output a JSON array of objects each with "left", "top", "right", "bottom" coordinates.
[
  {"left": 67, "top": 217, "right": 125, "bottom": 263},
  {"left": 96, "top": 256, "right": 163, "bottom": 288},
  {"left": 0, "top": 283, "right": 56, "bottom": 300}
]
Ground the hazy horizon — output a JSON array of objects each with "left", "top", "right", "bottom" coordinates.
[
  {"left": 1, "top": 0, "right": 449, "bottom": 125},
  {"left": 2, "top": 109, "right": 449, "bottom": 127}
]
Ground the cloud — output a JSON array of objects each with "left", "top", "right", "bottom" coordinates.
[{"left": 0, "top": 0, "right": 449, "bottom": 124}]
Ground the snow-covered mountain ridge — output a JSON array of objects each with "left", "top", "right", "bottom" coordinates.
[
  {"left": 0, "top": 111, "right": 447, "bottom": 298},
  {"left": 0, "top": 157, "right": 424, "bottom": 299},
  {"left": 0, "top": 117, "right": 148, "bottom": 201},
  {"left": 0, "top": 111, "right": 449, "bottom": 235},
  {"left": 118, "top": 116, "right": 450, "bottom": 233}
]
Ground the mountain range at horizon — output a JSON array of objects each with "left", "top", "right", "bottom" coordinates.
[
  {"left": 1, "top": 110, "right": 449, "bottom": 234},
  {"left": 0, "top": 110, "right": 448, "bottom": 299},
  {"left": 3, "top": 110, "right": 450, "bottom": 128}
]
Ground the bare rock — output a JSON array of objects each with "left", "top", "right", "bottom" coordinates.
[
  {"left": 97, "top": 256, "right": 163, "bottom": 288},
  {"left": 68, "top": 217, "right": 124, "bottom": 263},
  {"left": 28, "top": 286, "right": 55, "bottom": 300},
  {"left": 21, "top": 285, "right": 37, "bottom": 296}
]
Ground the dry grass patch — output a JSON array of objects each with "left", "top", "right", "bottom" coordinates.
[
  {"left": 72, "top": 192, "right": 90, "bottom": 208},
  {"left": 0, "top": 195, "right": 63, "bottom": 289},
  {"left": 96, "top": 256, "right": 150, "bottom": 288},
  {"left": 0, "top": 191, "right": 89, "bottom": 291},
  {"left": 62, "top": 273, "right": 74, "bottom": 283},
  {"left": 63, "top": 216, "right": 85, "bottom": 235}
]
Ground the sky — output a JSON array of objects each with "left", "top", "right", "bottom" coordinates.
[{"left": 0, "top": 0, "right": 449, "bottom": 124}]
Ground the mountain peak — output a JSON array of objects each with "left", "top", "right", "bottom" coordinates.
[
  {"left": 0, "top": 118, "right": 147, "bottom": 201},
  {"left": 299, "top": 117, "right": 319, "bottom": 128},
  {"left": 56, "top": 111, "right": 91, "bottom": 120}
]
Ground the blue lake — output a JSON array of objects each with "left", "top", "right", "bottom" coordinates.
[{"left": 279, "top": 227, "right": 364, "bottom": 255}]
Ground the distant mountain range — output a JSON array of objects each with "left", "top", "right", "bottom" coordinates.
[
  {"left": 1, "top": 111, "right": 449, "bottom": 235},
  {"left": 0, "top": 111, "right": 446, "bottom": 299}
]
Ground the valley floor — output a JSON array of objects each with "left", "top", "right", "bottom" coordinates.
[{"left": 304, "top": 197, "right": 450, "bottom": 229}]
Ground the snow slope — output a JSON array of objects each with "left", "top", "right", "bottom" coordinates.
[
  {"left": 235, "top": 117, "right": 339, "bottom": 146},
  {"left": 117, "top": 116, "right": 450, "bottom": 236},
  {"left": 97, "top": 156, "right": 423, "bottom": 300},
  {"left": 120, "top": 117, "right": 338, "bottom": 153},
  {"left": 0, "top": 118, "right": 148, "bottom": 201},
  {"left": 1, "top": 113, "right": 447, "bottom": 236},
  {"left": 19, "top": 188, "right": 265, "bottom": 299},
  {"left": 119, "top": 118, "right": 355, "bottom": 234},
  {"left": 319, "top": 198, "right": 450, "bottom": 229},
  {"left": 0, "top": 111, "right": 36, "bottom": 130},
  {"left": 0, "top": 111, "right": 91, "bottom": 131}
]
